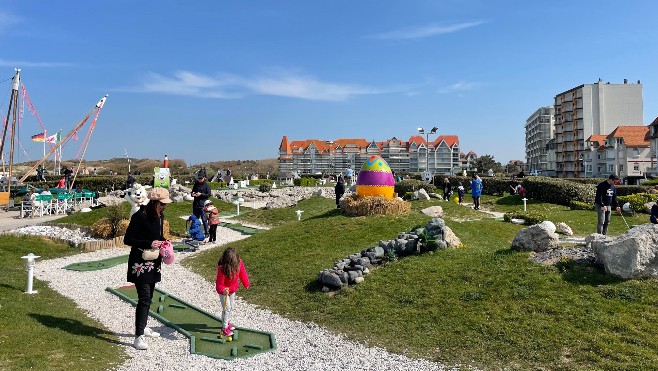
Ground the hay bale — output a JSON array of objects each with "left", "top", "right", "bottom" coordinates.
[{"left": 340, "top": 194, "right": 411, "bottom": 216}]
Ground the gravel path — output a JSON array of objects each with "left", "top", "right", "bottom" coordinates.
[{"left": 33, "top": 225, "right": 457, "bottom": 371}]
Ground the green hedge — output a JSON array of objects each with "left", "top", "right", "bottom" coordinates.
[
  {"left": 521, "top": 177, "right": 595, "bottom": 206},
  {"left": 503, "top": 211, "right": 546, "bottom": 225},
  {"left": 569, "top": 200, "right": 593, "bottom": 210},
  {"left": 394, "top": 179, "right": 437, "bottom": 195},
  {"left": 618, "top": 193, "right": 658, "bottom": 213}
]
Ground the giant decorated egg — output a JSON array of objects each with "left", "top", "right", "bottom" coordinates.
[{"left": 356, "top": 155, "right": 395, "bottom": 198}]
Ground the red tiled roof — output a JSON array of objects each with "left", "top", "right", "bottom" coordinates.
[
  {"left": 606, "top": 126, "right": 649, "bottom": 147},
  {"left": 586, "top": 134, "right": 607, "bottom": 146}
]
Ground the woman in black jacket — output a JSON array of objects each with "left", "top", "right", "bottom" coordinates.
[
  {"left": 124, "top": 187, "right": 172, "bottom": 350},
  {"left": 335, "top": 175, "right": 345, "bottom": 208}
]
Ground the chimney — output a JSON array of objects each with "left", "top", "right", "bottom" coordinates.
[
  {"left": 638, "top": 80, "right": 641, "bottom": 84},
  {"left": 624, "top": 79, "right": 628, "bottom": 84}
]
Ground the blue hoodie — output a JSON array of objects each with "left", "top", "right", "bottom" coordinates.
[{"left": 187, "top": 215, "right": 205, "bottom": 241}]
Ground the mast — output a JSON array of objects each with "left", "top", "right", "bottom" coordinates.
[
  {"left": 0, "top": 69, "right": 20, "bottom": 196},
  {"left": 69, "top": 95, "right": 108, "bottom": 191}
]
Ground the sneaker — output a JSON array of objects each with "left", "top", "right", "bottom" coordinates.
[
  {"left": 144, "top": 327, "right": 160, "bottom": 338},
  {"left": 222, "top": 327, "right": 234, "bottom": 336},
  {"left": 227, "top": 322, "right": 236, "bottom": 331},
  {"left": 134, "top": 335, "right": 148, "bottom": 350}
]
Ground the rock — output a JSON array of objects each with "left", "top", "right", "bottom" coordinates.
[
  {"left": 443, "top": 225, "right": 462, "bottom": 248},
  {"left": 412, "top": 189, "right": 431, "bottom": 201},
  {"left": 354, "top": 277, "right": 365, "bottom": 284},
  {"left": 421, "top": 206, "right": 444, "bottom": 218},
  {"left": 645, "top": 202, "right": 655, "bottom": 214},
  {"left": 425, "top": 218, "right": 445, "bottom": 233},
  {"left": 96, "top": 196, "right": 123, "bottom": 207},
  {"left": 556, "top": 222, "right": 573, "bottom": 236},
  {"left": 347, "top": 271, "right": 359, "bottom": 284},
  {"left": 593, "top": 224, "right": 658, "bottom": 279},
  {"left": 373, "top": 246, "right": 385, "bottom": 258},
  {"left": 81, "top": 207, "right": 92, "bottom": 213},
  {"left": 183, "top": 194, "right": 194, "bottom": 201},
  {"left": 538, "top": 221, "right": 556, "bottom": 234},
  {"left": 320, "top": 271, "right": 343, "bottom": 288},
  {"left": 511, "top": 224, "right": 560, "bottom": 252}
]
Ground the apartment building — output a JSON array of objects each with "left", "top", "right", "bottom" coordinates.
[
  {"left": 278, "top": 135, "right": 466, "bottom": 177},
  {"left": 645, "top": 116, "right": 658, "bottom": 176},
  {"left": 525, "top": 106, "right": 554, "bottom": 173},
  {"left": 553, "top": 79, "right": 643, "bottom": 177}
]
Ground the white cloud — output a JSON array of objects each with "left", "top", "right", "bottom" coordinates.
[
  {"left": 371, "top": 21, "right": 486, "bottom": 40},
  {"left": 437, "top": 80, "right": 481, "bottom": 94},
  {"left": 128, "top": 70, "right": 389, "bottom": 101},
  {"left": 0, "top": 12, "right": 22, "bottom": 35},
  {"left": 0, "top": 59, "right": 73, "bottom": 68}
]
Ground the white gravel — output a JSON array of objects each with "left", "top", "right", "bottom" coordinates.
[{"left": 31, "top": 225, "right": 456, "bottom": 371}]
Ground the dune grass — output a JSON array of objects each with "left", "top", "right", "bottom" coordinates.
[
  {"left": 0, "top": 236, "right": 125, "bottom": 370},
  {"left": 185, "top": 195, "right": 658, "bottom": 370}
]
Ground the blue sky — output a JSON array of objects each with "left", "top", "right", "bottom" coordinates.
[{"left": 1, "top": 0, "right": 657, "bottom": 167}]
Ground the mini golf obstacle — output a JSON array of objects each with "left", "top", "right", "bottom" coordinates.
[
  {"left": 107, "top": 285, "right": 275, "bottom": 360},
  {"left": 63, "top": 243, "right": 189, "bottom": 272}
]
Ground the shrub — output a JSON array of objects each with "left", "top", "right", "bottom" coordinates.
[
  {"left": 616, "top": 185, "right": 651, "bottom": 197},
  {"left": 394, "top": 179, "right": 437, "bottom": 195},
  {"left": 259, "top": 181, "right": 273, "bottom": 193},
  {"left": 522, "top": 177, "right": 594, "bottom": 206},
  {"left": 569, "top": 200, "right": 593, "bottom": 210},
  {"left": 503, "top": 211, "right": 546, "bottom": 225},
  {"left": 618, "top": 193, "right": 658, "bottom": 213}
]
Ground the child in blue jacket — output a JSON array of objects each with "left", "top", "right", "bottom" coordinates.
[{"left": 187, "top": 214, "right": 206, "bottom": 241}]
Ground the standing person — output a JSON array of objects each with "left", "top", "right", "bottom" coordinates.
[
  {"left": 650, "top": 203, "right": 658, "bottom": 224},
  {"left": 204, "top": 200, "right": 220, "bottom": 243},
  {"left": 124, "top": 188, "right": 173, "bottom": 350},
  {"left": 442, "top": 178, "right": 452, "bottom": 201},
  {"left": 92, "top": 167, "right": 97, "bottom": 176},
  {"left": 470, "top": 173, "right": 483, "bottom": 210},
  {"left": 457, "top": 183, "right": 465, "bottom": 204},
  {"left": 334, "top": 175, "right": 345, "bottom": 208},
  {"left": 126, "top": 172, "right": 135, "bottom": 189},
  {"left": 62, "top": 166, "right": 73, "bottom": 189},
  {"left": 191, "top": 171, "right": 211, "bottom": 236},
  {"left": 595, "top": 174, "right": 621, "bottom": 235},
  {"left": 215, "top": 247, "right": 250, "bottom": 337}
]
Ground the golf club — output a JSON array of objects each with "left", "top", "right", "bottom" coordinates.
[{"left": 618, "top": 209, "right": 631, "bottom": 230}]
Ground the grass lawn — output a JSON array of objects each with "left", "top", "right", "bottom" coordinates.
[
  {"left": 0, "top": 236, "right": 126, "bottom": 370},
  {"left": 185, "top": 195, "right": 658, "bottom": 370},
  {"left": 8, "top": 193, "right": 658, "bottom": 369}
]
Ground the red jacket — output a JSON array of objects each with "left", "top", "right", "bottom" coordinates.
[{"left": 215, "top": 259, "right": 250, "bottom": 295}]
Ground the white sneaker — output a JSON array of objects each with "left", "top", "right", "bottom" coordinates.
[
  {"left": 144, "top": 327, "right": 160, "bottom": 338},
  {"left": 134, "top": 335, "right": 148, "bottom": 350}
]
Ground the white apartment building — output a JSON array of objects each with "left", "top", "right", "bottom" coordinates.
[
  {"left": 554, "top": 79, "right": 643, "bottom": 178},
  {"left": 525, "top": 106, "right": 554, "bottom": 173},
  {"left": 586, "top": 127, "right": 650, "bottom": 182},
  {"left": 641, "top": 116, "right": 658, "bottom": 177}
]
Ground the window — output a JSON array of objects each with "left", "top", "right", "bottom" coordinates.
[
  {"left": 620, "top": 165, "right": 624, "bottom": 172},
  {"left": 608, "top": 165, "right": 614, "bottom": 172}
]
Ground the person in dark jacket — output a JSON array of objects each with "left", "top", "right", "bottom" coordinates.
[
  {"left": 187, "top": 214, "right": 206, "bottom": 241},
  {"left": 124, "top": 187, "right": 172, "bottom": 350},
  {"left": 595, "top": 174, "right": 621, "bottom": 235},
  {"left": 191, "top": 171, "right": 211, "bottom": 235},
  {"left": 334, "top": 175, "right": 345, "bottom": 208},
  {"left": 650, "top": 203, "right": 658, "bottom": 224},
  {"left": 126, "top": 172, "right": 135, "bottom": 189},
  {"left": 442, "top": 178, "right": 452, "bottom": 201}
]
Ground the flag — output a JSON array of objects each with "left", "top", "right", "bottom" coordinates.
[
  {"left": 45, "top": 131, "right": 61, "bottom": 144},
  {"left": 31, "top": 133, "right": 45, "bottom": 142}
]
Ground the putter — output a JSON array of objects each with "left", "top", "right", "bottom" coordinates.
[{"left": 618, "top": 209, "right": 631, "bottom": 230}]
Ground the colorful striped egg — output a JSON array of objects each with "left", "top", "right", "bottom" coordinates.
[{"left": 356, "top": 155, "right": 395, "bottom": 198}]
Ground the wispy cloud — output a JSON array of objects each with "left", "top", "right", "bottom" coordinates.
[
  {"left": 437, "top": 81, "right": 481, "bottom": 94},
  {"left": 0, "top": 59, "right": 74, "bottom": 68},
  {"left": 371, "top": 21, "right": 486, "bottom": 40},
  {"left": 0, "top": 12, "right": 22, "bottom": 35},
  {"left": 126, "top": 70, "right": 391, "bottom": 101}
]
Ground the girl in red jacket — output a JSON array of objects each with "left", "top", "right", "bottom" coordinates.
[{"left": 215, "top": 247, "right": 250, "bottom": 336}]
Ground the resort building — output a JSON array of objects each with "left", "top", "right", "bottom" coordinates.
[
  {"left": 645, "top": 116, "right": 658, "bottom": 177},
  {"left": 278, "top": 135, "right": 469, "bottom": 177},
  {"left": 585, "top": 126, "right": 650, "bottom": 182},
  {"left": 525, "top": 106, "right": 554, "bottom": 174},
  {"left": 553, "top": 79, "right": 643, "bottom": 178}
]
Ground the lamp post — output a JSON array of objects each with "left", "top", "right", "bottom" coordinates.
[
  {"left": 417, "top": 126, "right": 438, "bottom": 180},
  {"left": 124, "top": 148, "right": 131, "bottom": 174}
]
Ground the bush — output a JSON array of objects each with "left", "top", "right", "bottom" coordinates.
[
  {"left": 394, "top": 179, "right": 437, "bottom": 195},
  {"left": 258, "top": 181, "right": 273, "bottom": 193},
  {"left": 569, "top": 200, "right": 593, "bottom": 210},
  {"left": 618, "top": 193, "right": 658, "bottom": 213},
  {"left": 522, "top": 177, "right": 595, "bottom": 206},
  {"left": 503, "top": 211, "right": 546, "bottom": 225},
  {"left": 616, "top": 185, "right": 651, "bottom": 197}
]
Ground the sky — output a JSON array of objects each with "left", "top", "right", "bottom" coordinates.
[{"left": 1, "top": 0, "right": 657, "bottom": 167}]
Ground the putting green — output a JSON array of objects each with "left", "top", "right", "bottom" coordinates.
[
  {"left": 107, "top": 285, "right": 276, "bottom": 360},
  {"left": 63, "top": 244, "right": 188, "bottom": 271}
]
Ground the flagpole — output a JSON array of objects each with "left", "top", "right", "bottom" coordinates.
[{"left": 43, "top": 129, "right": 46, "bottom": 158}]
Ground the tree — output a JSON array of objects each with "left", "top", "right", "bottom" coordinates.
[{"left": 474, "top": 154, "right": 503, "bottom": 174}]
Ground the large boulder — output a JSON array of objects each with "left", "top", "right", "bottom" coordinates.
[
  {"left": 511, "top": 224, "right": 560, "bottom": 252},
  {"left": 412, "top": 189, "right": 431, "bottom": 201},
  {"left": 556, "top": 222, "right": 573, "bottom": 236},
  {"left": 421, "top": 206, "right": 444, "bottom": 218},
  {"left": 443, "top": 225, "right": 462, "bottom": 248},
  {"left": 592, "top": 224, "right": 658, "bottom": 279}
]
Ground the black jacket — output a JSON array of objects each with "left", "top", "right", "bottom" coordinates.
[
  {"left": 192, "top": 180, "right": 211, "bottom": 208},
  {"left": 124, "top": 209, "right": 165, "bottom": 284},
  {"left": 595, "top": 180, "right": 618, "bottom": 208}
]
